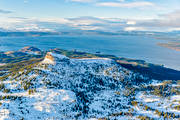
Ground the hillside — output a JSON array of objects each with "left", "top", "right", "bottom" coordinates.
[{"left": 0, "top": 47, "right": 180, "bottom": 119}]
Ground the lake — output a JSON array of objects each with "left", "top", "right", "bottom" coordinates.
[{"left": 0, "top": 35, "right": 180, "bottom": 70}]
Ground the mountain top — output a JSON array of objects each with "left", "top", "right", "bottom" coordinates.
[
  {"left": 1, "top": 46, "right": 180, "bottom": 80},
  {"left": 0, "top": 48, "right": 180, "bottom": 119},
  {"left": 41, "top": 52, "right": 55, "bottom": 65}
]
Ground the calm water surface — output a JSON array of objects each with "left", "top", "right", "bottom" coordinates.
[{"left": 0, "top": 35, "right": 180, "bottom": 70}]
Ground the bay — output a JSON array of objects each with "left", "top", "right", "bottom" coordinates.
[{"left": 0, "top": 35, "right": 180, "bottom": 70}]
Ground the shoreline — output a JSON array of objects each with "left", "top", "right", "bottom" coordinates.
[{"left": 158, "top": 42, "right": 180, "bottom": 52}]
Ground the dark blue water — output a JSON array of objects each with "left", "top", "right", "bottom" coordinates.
[{"left": 0, "top": 35, "right": 180, "bottom": 70}]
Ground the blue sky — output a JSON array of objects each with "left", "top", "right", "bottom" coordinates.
[
  {"left": 0, "top": 0, "right": 180, "bottom": 18},
  {"left": 0, "top": 0, "right": 180, "bottom": 32}
]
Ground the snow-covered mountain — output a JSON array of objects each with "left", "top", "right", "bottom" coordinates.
[{"left": 0, "top": 50, "right": 180, "bottom": 120}]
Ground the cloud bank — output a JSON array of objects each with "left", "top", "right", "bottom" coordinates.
[{"left": 0, "top": 9, "right": 180, "bottom": 32}]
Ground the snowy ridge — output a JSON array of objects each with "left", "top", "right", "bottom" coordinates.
[
  {"left": 0, "top": 51, "right": 140, "bottom": 120},
  {"left": 1, "top": 51, "right": 179, "bottom": 120}
]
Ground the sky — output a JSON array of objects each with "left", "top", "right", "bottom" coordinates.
[{"left": 0, "top": 0, "right": 180, "bottom": 32}]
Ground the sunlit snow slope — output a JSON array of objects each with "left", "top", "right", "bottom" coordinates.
[{"left": 2, "top": 51, "right": 179, "bottom": 120}]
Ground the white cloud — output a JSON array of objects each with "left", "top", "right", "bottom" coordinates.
[
  {"left": 68, "top": 0, "right": 95, "bottom": 3},
  {"left": 126, "top": 21, "right": 136, "bottom": 25},
  {"left": 160, "top": 10, "right": 180, "bottom": 20},
  {"left": 124, "top": 27, "right": 145, "bottom": 31},
  {"left": 1, "top": 9, "right": 180, "bottom": 32},
  {"left": 168, "top": 27, "right": 180, "bottom": 32},
  {"left": 118, "top": 0, "right": 125, "bottom": 2},
  {"left": 136, "top": 10, "right": 180, "bottom": 29},
  {"left": 96, "top": 1, "right": 154, "bottom": 8},
  {"left": 0, "top": 9, "right": 13, "bottom": 14}
]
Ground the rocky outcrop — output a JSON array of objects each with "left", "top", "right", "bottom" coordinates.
[{"left": 41, "top": 52, "right": 55, "bottom": 64}]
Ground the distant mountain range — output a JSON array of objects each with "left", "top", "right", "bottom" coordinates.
[
  {"left": 0, "top": 31, "right": 60, "bottom": 37},
  {"left": 0, "top": 30, "right": 179, "bottom": 37}
]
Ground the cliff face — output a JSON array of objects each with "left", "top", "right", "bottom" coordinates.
[{"left": 41, "top": 52, "right": 55, "bottom": 65}]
